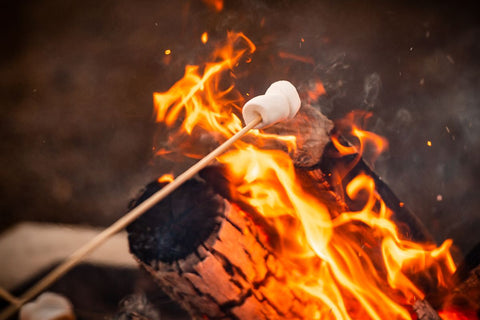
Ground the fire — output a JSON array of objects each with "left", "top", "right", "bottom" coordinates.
[
  {"left": 153, "top": 32, "right": 458, "bottom": 319},
  {"left": 153, "top": 31, "right": 295, "bottom": 160}
]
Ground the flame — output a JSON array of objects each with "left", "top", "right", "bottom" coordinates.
[
  {"left": 153, "top": 32, "right": 457, "bottom": 319},
  {"left": 331, "top": 111, "right": 388, "bottom": 161},
  {"left": 153, "top": 32, "right": 296, "bottom": 160}
]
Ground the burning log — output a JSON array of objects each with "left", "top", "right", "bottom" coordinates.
[
  {"left": 317, "top": 141, "right": 434, "bottom": 243},
  {"left": 127, "top": 178, "right": 329, "bottom": 319},
  {"left": 439, "top": 243, "right": 480, "bottom": 319},
  {"left": 128, "top": 32, "right": 458, "bottom": 320},
  {"left": 127, "top": 169, "right": 451, "bottom": 320},
  {"left": 127, "top": 106, "right": 449, "bottom": 319},
  {"left": 412, "top": 300, "right": 442, "bottom": 320}
]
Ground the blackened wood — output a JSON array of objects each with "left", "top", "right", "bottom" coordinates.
[
  {"left": 127, "top": 178, "right": 322, "bottom": 320},
  {"left": 441, "top": 243, "right": 480, "bottom": 319},
  {"left": 127, "top": 179, "right": 225, "bottom": 264},
  {"left": 258, "top": 105, "right": 334, "bottom": 167},
  {"left": 453, "top": 242, "right": 480, "bottom": 284},
  {"left": 128, "top": 138, "right": 440, "bottom": 319}
]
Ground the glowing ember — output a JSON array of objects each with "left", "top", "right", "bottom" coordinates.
[
  {"left": 439, "top": 310, "right": 479, "bottom": 320},
  {"left": 201, "top": 32, "right": 208, "bottom": 44},
  {"left": 201, "top": 0, "right": 223, "bottom": 12},
  {"left": 278, "top": 51, "right": 315, "bottom": 65},
  {"left": 152, "top": 32, "right": 458, "bottom": 319},
  {"left": 307, "top": 79, "right": 327, "bottom": 102},
  {"left": 157, "top": 173, "right": 174, "bottom": 183}
]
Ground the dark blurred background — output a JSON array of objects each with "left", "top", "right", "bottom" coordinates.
[{"left": 1, "top": 0, "right": 479, "bottom": 264}]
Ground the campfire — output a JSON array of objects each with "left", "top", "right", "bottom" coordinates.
[
  {"left": 2, "top": 26, "right": 478, "bottom": 320},
  {"left": 126, "top": 32, "right": 479, "bottom": 319}
]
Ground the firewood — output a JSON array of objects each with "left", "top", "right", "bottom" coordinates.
[
  {"left": 127, "top": 127, "right": 443, "bottom": 320},
  {"left": 412, "top": 300, "right": 442, "bottom": 320},
  {"left": 440, "top": 243, "right": 480, "bottom": 319},
  {"left": 258, "top": 105, "right": 334, "bottom": 167},
  {"left": 127, "top": 178, "right": 324, "bottom": 320},
  {"left": 316, "top": 141, "right": 434, "bottom": 243},
  {"left": 127, "top": 150, "right": 442, "bottom": 320}
]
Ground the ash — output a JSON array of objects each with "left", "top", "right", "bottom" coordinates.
[{"left": 113, "top": 294, "right": 160, "bottom": 320}]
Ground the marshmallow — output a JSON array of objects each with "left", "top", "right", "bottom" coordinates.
[
  {"left": 242, "top": 80, "right": 301, "bottom": 129},
  {"left": 20, "top": 292, "right": 75, "bottom": 320}
]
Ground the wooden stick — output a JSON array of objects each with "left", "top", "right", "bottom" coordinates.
[
  {"left": 0, "top": 287, "right": 20, "bottom": 307},
  {"left": 0, "top": 116, "right": 262, "bottom": 320}
]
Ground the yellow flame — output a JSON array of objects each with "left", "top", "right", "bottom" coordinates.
[
  {"left": 153, "top": 32, "right": 296, "bottom": 159},
  {"left": 153, "top": 32, "right": 456, "bottom": 319}
]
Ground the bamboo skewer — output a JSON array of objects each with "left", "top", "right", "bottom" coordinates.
[
  {"left": 0, "top": 116, "right": 262, "bottom": 320},
  {"left": 0, "top": 287, "right": 20, "bottom": 307}
]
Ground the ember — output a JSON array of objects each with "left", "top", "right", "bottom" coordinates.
[{"left": 129, "top": 32, "right": 470, "bottom": 319}]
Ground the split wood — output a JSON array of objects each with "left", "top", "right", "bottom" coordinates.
[{"left": 0, "top": 116, "right": 262, "bottom": 320}]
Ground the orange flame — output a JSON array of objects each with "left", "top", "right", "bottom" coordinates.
[
  {"left": 153, "top": 32, "right": 296, "bottom": 160},
  {"left": 154, "top": 32, "right": 253, "bottom": 138},
  {"left": 331, "top": 111, "right": 388, "bottom": 161},
  {"left": 153, "top": 32, "right": 457, "bottom": 319}
]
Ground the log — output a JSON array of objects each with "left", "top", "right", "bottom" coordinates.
[
  {"left": 314, "top": 141, "right": 434, "bottom": 243},
  {"left": 412, "top": 300, "right": 442, "bottom": 320},
  {"left": 258, "top": 105, "right": 334, "bottom": 167},
  {"left": 126, "top": 171, "right": 444, "bottom": 320},
  {"left": 126, "top": 108, "right": 441, "bottom": 319},
  {"left": 440, "top": 242, "right": 480, "bottom": 319},
  {"left": 127, "top": 178, "right": 324, "bottom": 320}
]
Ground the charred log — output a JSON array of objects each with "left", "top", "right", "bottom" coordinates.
[
  {"left": 315, "top": 141, "right": 433, "bottom": 243},
  {"left": 127, "top": 127, "right": 443, "bottom": 319},
  {"left": 127, "top": 178, "right": 322, "bottom": 320},
  {"left": 127, "top": 179, "right": 225, "bottom": 264},
  {"left": 440, "top": 243, "right": 480, "bottom": 319},
  {"left": 412, "top": 300, "right": 442, "bottom": 320}
]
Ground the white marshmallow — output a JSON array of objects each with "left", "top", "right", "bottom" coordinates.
[
  {"left": 20, "top": 292, "right": 75, "bottom": 320},
  {"left": 242, "top": 80, "right": 301, "bottom": 129}
]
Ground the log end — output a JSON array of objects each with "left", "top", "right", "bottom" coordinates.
[{"left": 126, "top": 179, "right": 225, "bottom": 266}]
